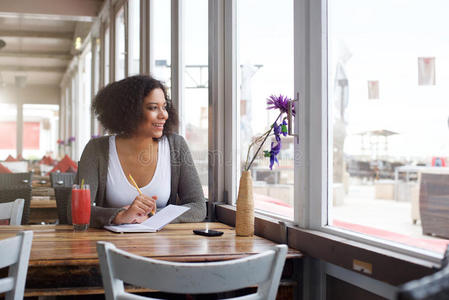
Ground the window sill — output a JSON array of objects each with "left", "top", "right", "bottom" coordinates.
[{"left": 215, "top": 204, "right": 439, "bottom": 286}]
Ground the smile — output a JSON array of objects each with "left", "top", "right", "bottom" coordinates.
[{"left": 152, "top": 123, "right": 164, "bottom": 128}]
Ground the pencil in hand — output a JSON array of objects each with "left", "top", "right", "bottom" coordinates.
[{"left": 128, "top": 174, "right": 156, "bottom": 215}]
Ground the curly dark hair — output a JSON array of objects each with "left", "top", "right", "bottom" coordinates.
[{"left": 92, "top": 75, "right": 178, "bottom": 137}]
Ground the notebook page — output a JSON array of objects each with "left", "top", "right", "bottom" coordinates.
[{"left": 141, "top": 205, "right": 190, "bottom": 230}]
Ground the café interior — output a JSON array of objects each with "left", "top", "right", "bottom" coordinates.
[{"left": 1, "top": 0, "right": 449, "bottom": 299}]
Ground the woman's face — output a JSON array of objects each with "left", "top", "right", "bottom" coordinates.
[{"left": 136, "top": 88, "right": 169, "bottom": 138}]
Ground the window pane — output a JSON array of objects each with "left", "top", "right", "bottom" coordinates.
[
  {"left": 236, "top": 0, "right": 294, "bottom": 219},
  {"left": 151, "top": 0, "right": 171, "bottom": 93},
  {"left": 94, "top": 38, "right": 100, "bottom": 94},
  {"left": 115, "top": 7, "right": 126, "bottom": 81},
  {"left": 182, "top": 0, "right": 209, "bottom": 193},
  {"left": 128, "top": 0, "right": 140, "bottom": 76},
  {"left": 328, "top": 0, "right": 449, "bottom": 254},
  {"left": 104, "top": 25, "right": 110, "bottom": 85},
  {"left": 22, "top": 104, "right": 59, "bottom": 160},
  {"left": 0, "top": 104, "right": 17, "bottom": 159},
  {"left": 77, "top": 49, "right": 92, "bottom": 159}
]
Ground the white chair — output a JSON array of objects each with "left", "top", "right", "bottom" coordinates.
[
  {"left": 0, "top": 199, "right": 25, "bottom": 225},
  {"left": 97, "top": 242, "right": 288, "bottom": 300},
  {"left": 0, "top": 231, "right": 33, "bottom": 300}
]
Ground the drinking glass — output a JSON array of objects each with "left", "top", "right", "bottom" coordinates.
[{"left": 71, "top": 184, "right": 91, "bottom": 231}]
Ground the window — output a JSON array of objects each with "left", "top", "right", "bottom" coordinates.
[
  {"left": 418, "top": 57, "right": 436, "bottom": 86},
  {"left": 0, "top": 104, "right": 17, "bottom": 159},
  {"left": 92, "top": 38, "right": 102, "bottom": 136},
  {"left": 22, "top": 105, "right": 59, "bottom": 159},
  {"left": 236, "top": 0, "right": 294, "bottom": 219},
  {"left": 115, "top": 6, "right": 126, "bottom": 81},
  {"left": 150, "top": 0, "right": 171, "bottom": 92},
  {"left": 128, "top": 0, "right": 140, "bottom": 76},
  {"left": 182, "top": 0, "right": 209, "bottom": 192},
  {"left": 328, "top": 0, "right": 449, "bottom": 257},
  {"left": 367, "top": 80, "right": 379, "bottom": 100},
  {"left": 76, "top": 46, "right": 92, "bottom": 159},
  {"left": 104, "top": 24, "right": 110, "bottom": 85}
]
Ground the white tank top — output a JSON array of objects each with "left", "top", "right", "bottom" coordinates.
[{"left": 105, "top": 135, "right": 171, "bottom": 209}]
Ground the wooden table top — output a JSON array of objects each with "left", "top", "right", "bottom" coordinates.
[{"left": 0, "top": 223, "right": 302, "bottom": 267}]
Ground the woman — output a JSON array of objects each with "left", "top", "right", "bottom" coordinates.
[{"left": 69, "top": 75, "right": 206, "bottom": 228}]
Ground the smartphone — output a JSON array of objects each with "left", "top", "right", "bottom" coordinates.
[{"left": 193, "top": 229, "right": 224, "bottom": 237}]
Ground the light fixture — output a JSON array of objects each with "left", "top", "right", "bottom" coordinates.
[{"left": 74, "top": 37, "right": 82, "bottom": 50}]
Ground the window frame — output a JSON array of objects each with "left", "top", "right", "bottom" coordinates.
[
  {"left": 302, "top": 0, "right": 443, "bottom": 263},
  {"left": 213, "top": 0, "right": 444, "bottom": 264}
]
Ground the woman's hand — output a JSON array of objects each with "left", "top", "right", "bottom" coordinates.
[{"left": 113, "top": 195, "right": 157, "bottom": 224}]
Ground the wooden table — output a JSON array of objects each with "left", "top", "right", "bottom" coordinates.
[{"left": 0, "top": 223, "right": 302, "bottom": 297}]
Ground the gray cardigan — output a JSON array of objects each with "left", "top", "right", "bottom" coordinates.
[{"left": 69, "top": 134, "right": 206, "bottom": 228}]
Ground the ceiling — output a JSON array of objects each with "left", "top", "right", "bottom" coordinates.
[{"left": 0, "top": 0, "right": 104, "bottom": 87}]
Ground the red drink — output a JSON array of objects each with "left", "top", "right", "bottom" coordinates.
[{"left": 71, "top": 184, "right": 91, "bottom": 231}]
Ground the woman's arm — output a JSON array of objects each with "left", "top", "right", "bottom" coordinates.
[
  {"left": 174, "top": 136, "right": 207, "bottom": 222},
  {"left": 67, "top": 137, "right": 123, "bottom": 228}
]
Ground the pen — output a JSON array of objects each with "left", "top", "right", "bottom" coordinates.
[{"left": 128, "top": 174, "right": 156, "bottom": 215}]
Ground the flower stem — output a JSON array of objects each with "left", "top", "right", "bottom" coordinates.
[{"left": 245, "top": 112, "right": 283, "bottom": 171}]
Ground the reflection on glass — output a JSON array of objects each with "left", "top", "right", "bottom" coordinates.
[
  {"left": 237, "top": 0, "right": 294, "bottom": 219},
  {"left": 104, "top": 25, "right": 110, "bottom": 85},
  {"left": 128, "top": 0, "right": 140, "bottom": 76},
  {"left": 182, "top": 0, "right": 208, "bottom": 191},
  {"left": 115, "top": 7, "right": 126, "bottom": 81},
  {"left": 151, "top": 0, "right": 171, "bottom": 94},
  {"left": 328, "top": 0, "right": 449, "bottom": 254},
  {"left": 0, "top": 104, "right": 17, "bottom": 159}
]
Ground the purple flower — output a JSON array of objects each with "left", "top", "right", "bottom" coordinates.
[
  {"left": 268, "top": 141, "right": 281, "bottom": 170},
  {"left": 91, "top": 135, "right": 100, "bottom": 139},
  {"left": 266, "top": 94, "right": 295, "bottom": 116},
  {"left": 68, "top": 136, "right": 76, "bottom": 142}
]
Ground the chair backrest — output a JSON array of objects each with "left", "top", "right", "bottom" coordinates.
[
  {"left": 97, "top": 242, "right": 288, "bottom": 300},
  {"left": 50, "top": 172, "right": 76, "bottom": 188},
  {"left": 0, "top": 173, "right": 32, "bottom": 224},
  {"left": 0, "top": 231, "right": 33, "bottom": 300},
  {"left": 0, "top": 199, "right": 24, "bottom": 225},
  {"left": 50, "top": 172, "right": 75, "bottom": 224},
  {"left": 397, "top": 263, "right": 449, "bottom": 300}
]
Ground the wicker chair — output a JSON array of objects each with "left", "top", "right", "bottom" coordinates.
[
  {"left": 0, "top": 173, "right": 32, "bottom": 224},
  {"left": 50, "top": 172, "right": 76, "bottom": 224}
]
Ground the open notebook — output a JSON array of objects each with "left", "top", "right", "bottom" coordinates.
[{"left": 104, "top": 205, "right": 190, "bottom": 233}]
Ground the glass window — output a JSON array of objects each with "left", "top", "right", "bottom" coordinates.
[
  {"left": 115, "top": 6, "right": 126, "bottom": 81},
  {"left": 328, "top": 0, "right": 449, "bottom": 255},
  {"left": 104, "top": 24, "right": 110, "bottom": 85},
  {"left": 151, "top": 0, "right": 171, "bottom": 93},
  {"left": 0, "top": 104, "right": 17, "bottom": 159},
  {"left": 22, "top": 104, "right": 59, "bottom": 160},
  {"left": 128, "top": 0, "right": 140, "bottom": 76},
  {"left": 236, "top": 0, "right": 294, "bottom": 219},
  {"left": 93, "top": 38, "right": 101, "bottom": 95},
  {"left": 182, "top": 0, "right": 209, "bottom": 193},
  {"left": 76, "top": 48, "right": 92, "bottom": 159},
  {"left": 93, "top": 38, "right": 102, "bottom": 136}
]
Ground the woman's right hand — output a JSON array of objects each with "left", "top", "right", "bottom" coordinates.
[{"left": 113, "top": 195, "right": 157, "bottom": 224}]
